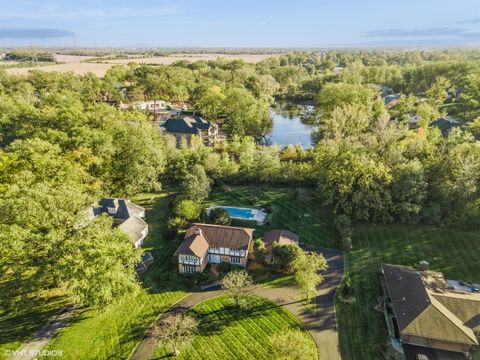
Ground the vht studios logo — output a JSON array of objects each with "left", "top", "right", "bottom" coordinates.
[{"left": 4, "top": 349, "right": 63, "bottom": 357}]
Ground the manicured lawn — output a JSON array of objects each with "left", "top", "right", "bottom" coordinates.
[
  {"left": 153, "top": 295, "right": 317, "bottom": 359},
  {"left": 337, "top": 223, "right": 480, "bottom": 360},
  {"left": 41, "top": 192, "right": 188, "bottom": 360},
  {"left": 207, "top": 185, "right": 337, "bottom": 248},
  {"left": 0, "top": 289, "right": 67, "bottom": 359}
]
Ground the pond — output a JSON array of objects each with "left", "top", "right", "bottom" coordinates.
[{"left": 262, "top": 103, "right": 318, "bottom": 149}]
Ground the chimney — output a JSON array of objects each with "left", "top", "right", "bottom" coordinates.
[{"left": 417, "top": 261, "right": 429, "bottom": 271}]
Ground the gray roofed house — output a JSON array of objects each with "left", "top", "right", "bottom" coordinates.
[
  {"left": 162, "top": 116, "right": 219, "bottom": 145},
  {"left": 382, "top": 264, "right": 480, "bottom": 359},
  {"left": 92, "top": 198, "right": 148, "bottom": 248}
]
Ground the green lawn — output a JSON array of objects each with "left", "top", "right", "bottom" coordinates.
[
  {"left": 207, "top": 185, "right": 337, "bottom": 248},
  {"left": 337, "top": 223, "right": 480, "bottom": 360},
  {"left": 0, "top": 288, "right": 67, "bottom": 359},
  {"left": 153, "top": 295, "right": 317, "bottom": 359},
  {"left": 41, "top": 192, "right": 188, "bottom": 360}
]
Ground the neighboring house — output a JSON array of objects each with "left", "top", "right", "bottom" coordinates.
[
  {"left": 119, "top": 100, "right": 167, "bottom": 112},
  {"left": 162, "top": 116, "right": 219, "bottom": 145},
  {"left": 262, "top": 229, "right": 299, "bottom": 263},
  {"left": 405, "top": 116, "right": 462, "bottom": 136},
  {"left": 384, "top": 94, "right": 401, "bottom": 108},
  {"left": 430, "top": 117, "right": 461, "bottom": 137},
  {"left": 174, "top": 223, "right": 254, "bottom": 273},
  {"left": 382, "top": 264, "right": 480, "bottom": 360},
  {"left": 91, "top": 198, "right": 149, "bottom": 248}
]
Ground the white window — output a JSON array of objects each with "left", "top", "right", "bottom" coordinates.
[
  {"left": 230, "top": 257, "right": 241, "bottom": 265},
  {"left": 184, "top": 266, "right": 196, "bottom": 273}
]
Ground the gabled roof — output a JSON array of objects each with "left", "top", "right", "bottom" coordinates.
[
  {"left": 92, "top": 198, "right": 147, "bottom": 246},
  {"left": 263, "top": 229, "right": 299, "bottom": 251},
  {"left": 382, "top": 264, "right": 479, "bottom": 346},
  {"left": 175, "top": 223, "right": 254, "bottom": 257},
  {"left": 174, "top": 231, "right": 209, "bottom": 257},
  {"left": 163, "top": 116, "right": 211, "bottom": 134}
]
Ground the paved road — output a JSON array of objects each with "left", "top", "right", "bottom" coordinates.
[
  {"left": 8, "top": 306, "right": 74, "bottom": 360},
  {"left": 130, "top": 247, "right": 344, "bottom": 360}
]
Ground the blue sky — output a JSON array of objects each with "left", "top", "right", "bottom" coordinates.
[{"left": 0, "top": 0, "right": 480, "bottom": 47}]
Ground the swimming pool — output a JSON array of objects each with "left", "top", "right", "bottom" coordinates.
[
  {"left": 223, "top": 206, "right": 255, "bottom": 219},
  {"left": 207, "top": 206, "right": 266, "bottom": 224}
]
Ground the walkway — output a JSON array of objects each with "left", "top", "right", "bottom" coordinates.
[
  {"left": 130, "top": 247, "right": 344, "bottom": 360},
  {"left": 8, "top": 306, "right": 74, "bottom": 360}
]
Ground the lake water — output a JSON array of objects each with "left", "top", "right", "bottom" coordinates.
[{"left": 262, "top": 106, "right": 317, "bottom": 149}]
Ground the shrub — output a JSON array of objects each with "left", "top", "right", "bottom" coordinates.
[
  {"left": 335, "top": 214, "right": 353, "bottom": 250},
  {"left": 253, "top": 239, "right": 267, "bottom": 263},
  {"left": 208, "top": 207, "right": 231, "bottom": 225}
]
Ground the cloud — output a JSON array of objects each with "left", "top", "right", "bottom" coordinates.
[
  {"left": 0, "top": 28, "right": 74, "bottom": 39},
  {"left": 364, "top": 27, "right": 480, "bottom": 40},
  {"left": 456, "top": 18, "right": 480, "bottom": 24},
  {"left": 0, "top": 3, "right": 182, "bottom": 20}
]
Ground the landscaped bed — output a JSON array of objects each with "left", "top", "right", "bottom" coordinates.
[{"left": 153, "top": 295, "right": 317, "bottom": 359}]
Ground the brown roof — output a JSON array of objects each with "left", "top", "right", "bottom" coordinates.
[
  {"left": 382, "top": 264, "right": 478, "bottom": 346},
  {"left": 263, "top": 230, "right": 299, "bottom": 251},
  {"left": 174, "top": 231, "right": 209, "bottom": 258},
  {"left": 186, "top": 223, "right": 254, "bottom": 250}
]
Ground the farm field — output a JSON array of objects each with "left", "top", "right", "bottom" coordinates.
[
  {"left": 206, "top": 185, "right": 337, "bottom": 248},
  {"left": 41, "top": 191, "right": 188, "bottom": 360},
  {"left": 336, "top": 223, "right": 480, "bottom": 360},
  {"left": 153, "top": 295, "right": 317, "bottom": 359},
  {"left": 6, "top": 53, "right": 279, "bottom": 77}
]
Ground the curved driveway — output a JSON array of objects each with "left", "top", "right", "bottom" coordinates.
[{"left": 130, "top": 247, "right": 344, "bottom": 360}]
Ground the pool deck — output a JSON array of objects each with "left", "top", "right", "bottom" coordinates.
[{"left": 206, "top": 206, "right": 266, "bottom": 225}]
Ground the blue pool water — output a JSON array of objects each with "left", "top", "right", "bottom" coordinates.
[{"left": 223, "top": 207, "right": 255, "bottom": 219}]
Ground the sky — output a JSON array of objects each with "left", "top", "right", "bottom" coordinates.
[{"left": 0, "top": 0, "right": 480, "bottom": 48}]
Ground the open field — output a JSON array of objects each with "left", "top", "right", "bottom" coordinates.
[
  {"left": 206, "top": 185, "right": 337, "bottom": 248},
  {"left": 336, "top": 223, "right": 480, "bottom": 360},
  {"left": 6, "top": 53, "right": 278, "bottom": 77},
  {"left": 41, "top": 192, "right": 188, "bottom": 360},
  {"left": 153, "top": 295, "right": 317, "bottom": 359}
]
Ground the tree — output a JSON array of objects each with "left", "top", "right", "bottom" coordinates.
[
  {"left": 269, "top": 330, "right": 317, "bottom": 360},
  {"left": 426, "top": 76, "right": 451, "bottom": 108},
  {"left": 181, "top": 164, "right": 211, "bottom": 202},
  {"left": 316, "top": 82, "right": 376, "bottom": 118},
  {"left": 291, "top": 250, "right": 328, "bottom": 300},
  {"left": 150, "top": 313, "right": 199, "bottom": 356},
  {"left": 253, "top": 239, "right": 267, "bottom": 263},
  {"left": 222, "top": 270, "right": 254, "bottom": 307},
  {"left": 466, "top": 116, "right": 480, "bottom": 138},
  {"left": 272, "top": 243, "right": 301, "bottom": 269},
  {"left": 208, "top": 207, "right": 231, "bottom": 225}
]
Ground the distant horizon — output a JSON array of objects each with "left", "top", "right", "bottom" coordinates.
[{"left": 1, "top": 0, "right": 479, "bottom": 48}]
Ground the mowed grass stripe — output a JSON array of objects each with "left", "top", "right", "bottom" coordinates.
[{"left": 153, "top": 295, "right": 317, "bottom": 360}]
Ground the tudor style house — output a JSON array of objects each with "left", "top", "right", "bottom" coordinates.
[
  {"left": 162, "top": 116, "right": 219, "bottom": 145},
  {"left": 90, "top": 198, "right": 149, "bottom": 248},
  {"left": 174, "top": 223, "right": 254, "bottom": 273},
  {"left": 382, "top": 264, "right": 480, "bottom": 359}
]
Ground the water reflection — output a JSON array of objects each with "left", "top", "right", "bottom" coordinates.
[{"left": 262, "top": 103, "right": 319, "bottom": 149}]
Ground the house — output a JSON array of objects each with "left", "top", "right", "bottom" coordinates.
[
  {"left": 174, "top": 223, "right": 254, "bottom": 273},
  {"left": 430, "top": 117, "right": 461, "bottom": 137},
  {"left": 262, "top": 230, "right": 299, "bottom": 263},
  {"left": 119, "top": 100, "right": 167, "bottom": 112},
  {"left": 384, "top": 94, "right": 401, "bottom": 108},
  {"left": 91, "top": 198, "right": 149, "bottom": 248},
  {"left": 162, "top": 116, "right": 219, "bottom": 145},
  {"left": 382, "top": 264, "right": 480, "bottom": 360}
]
